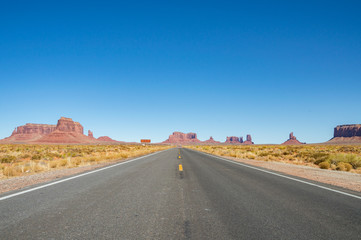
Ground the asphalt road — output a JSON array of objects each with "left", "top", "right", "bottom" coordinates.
[{"left": 0, "top": 148, "right": 360, "bottom": 239}]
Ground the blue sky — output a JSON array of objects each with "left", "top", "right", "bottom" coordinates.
[{"left": 0, "top": 1, "right": 360, "bottom": 143}]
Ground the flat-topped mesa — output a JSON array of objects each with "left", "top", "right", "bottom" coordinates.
[
  {"left": 163, "top": 131, "right": 201, "bottom": 144},
  {"left": 56, "top": 117, "right": 83, "bottom": 134},
  {"left": 34, "top": 117, "right": 98, "bottom": 144},
  {"left": 225, "top": 136, "right": 241, "bottom": 144},
  {"left": 13, "top": 124, "right": 56, "bottom": 136},
  {"left": 243, "top": 134, "right": 254, "bottom": 145},
  {"left": 327, "top": 124, "right": 361, "bottom": 143},
  {"left": 334, "top": 124, "right": 361, "bottom": 138},
  {"left": 88, "top": 130, "right": 94, "bottom": 138},
  {"left": 1, "top": 123, "right": 57, "bottom": 143},
  {"left": 282, "top": 132, "right": 304, "bottom": 145}
]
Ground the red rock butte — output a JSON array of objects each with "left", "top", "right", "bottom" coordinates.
[
  {"left": 282, "top": 132, "right": 305, "bottom": 145},
  {"left": 224, "top": 135, "right": 254, "bottom": 145},
  {"left": 97, "top": 136, "right": 118, "bottom": 142},
  {"left": 203, "top": 136, "right": 221, "bottom": 144},
  {"left": 0, "top": 117, "right": 120, "bottom": 144},
  {"left": 327, "top": 124, "right": 361, "bottom": 144},
  {"left": 162, "top": 132, "right": 201, "bottom": 144},
  {"left": 1, "top": 123, "right": 57, "bottom": 143},
  {"left": 225, "top": 136, "right": 242, "bottom": 144},
  {"left": 243, "top": 134, "right": 254, "bottom": 145}
]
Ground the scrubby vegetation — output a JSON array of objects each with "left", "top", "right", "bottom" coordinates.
[
  {"left": 0, "top": 144, "right": 171, "bottom": 178},
  {"left": 187, "top": 145, "right": 361, "bottom": 173}
]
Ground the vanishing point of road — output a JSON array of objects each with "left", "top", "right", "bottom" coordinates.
[{"left": 0, "top": 148, "right": 360, "bottom": 239}]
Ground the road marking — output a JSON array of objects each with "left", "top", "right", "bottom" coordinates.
[
  {"left": 0, "top": 149, "right": 172, "bottom": 202},
  {"left": 179, "top": 164, "right": 183, "bottom": 171},
  {"left": 178, "top": 155, "right": 181, "bottom": 159},
  {"left": 189, "top": 149, "right": 361, "bottom": 200}
]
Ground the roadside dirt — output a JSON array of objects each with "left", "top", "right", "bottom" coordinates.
[
  {"left": 0, "top": 159, "right": 127, "bottom": 195},
  {"left": 223, "top": 156, "right": 361, "bottom": 192}
]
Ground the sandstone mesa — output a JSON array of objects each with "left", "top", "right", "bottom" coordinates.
[
  {"left": 327, "top": 124, "right": 361, "bottom": 144},
  {"left": 0, "top": 117, "right": 120, "bottom": 144}
]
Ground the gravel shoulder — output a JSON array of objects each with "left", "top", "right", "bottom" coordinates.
[{"left": 223, "top": 156, "right": 361, "bottom": 192}]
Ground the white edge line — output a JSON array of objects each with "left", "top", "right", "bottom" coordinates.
[
  {"left": 0, "top": 149, "right": 171, "bottom": 201},
  {"left": 188, "top": 148, "right": 361, "bottom": 200}
]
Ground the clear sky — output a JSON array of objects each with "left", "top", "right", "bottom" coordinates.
[{"left": 0, "top": 1, "right": 360, "bottom": 144}]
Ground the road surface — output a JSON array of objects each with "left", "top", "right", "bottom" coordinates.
[{"left": 0, "top": 148, "right": 360, "bottom": 239}]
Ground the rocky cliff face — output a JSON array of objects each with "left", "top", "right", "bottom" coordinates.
[
  {"left": 0, "top": 124, "right": 56, "bottom": 143},
  {"left": 243, "top": 134, "right": 254, "bottom": 145},
  {"left": 282, "top": 132, "right": 304, "bottom": 145},
  {"left": 327, "top": 124, "right": 361, "bottom": 143},
  {"left": 55, "top": 117, "right": 83, "bottom": 134},
  {"left": 163, "top": 132, "right": 201, "bottom": 144},
  {"left": 333, "top": 124, "right": 361, "bottom": 137}
]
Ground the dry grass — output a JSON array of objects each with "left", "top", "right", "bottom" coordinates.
[
  {"left": 187, "top": 145, "right": 361, "bottom": 173},
  {"left": 0, "top": 144, "right": 172, "bottom": 178}
]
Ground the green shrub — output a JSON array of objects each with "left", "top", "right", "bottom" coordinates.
[
  {"left": 1, "top": 155, "right": 16, "bottom": 163},
  {"left": 31, "top": 154, "right": 42, "bottom": 160},
  {"left": 319, "top": 161, "right": 330, "bottom": 169},
  {"left": 336, "top": 162, "right": 346, "bottom": 171},
  {"left": 328, "top": 153, "right": 361, "bottom": 169},
  {"left": 344, "top": 163, "right": 353, "bottom": 171}
]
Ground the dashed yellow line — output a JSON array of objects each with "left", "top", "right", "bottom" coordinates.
[{"left": 179, "top": 164, "right": 183, "bottom": 172}]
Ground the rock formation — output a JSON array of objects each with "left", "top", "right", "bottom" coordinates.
[
  {"left": 54, "top": 117, "right": 83, "bottom": 134},
  {"left": 35, "top": 117, "right": 97, "bottom": 144},
  {"left": 225, "top": 136, "right": 241, "bottom": 144},
  {"left": 88, "top": 130, "right": 94, "bottom": 138},
  {"left": 97, "top": 136, "right": 118, "bottom": 142},
  {"left": 0, "top": 117, "right": 130, "bottom": 144},
  {"left": 162, "top": 132, "right": 201, "bottom": 144},
  {"left": 203, "top": 136, "right": 221, "bottom": 144},
  {"left": 327, "top": 124, "right": 361, "bottom": 144},
  {"left": 243, "top": 134, "right": 254, "bottom": 145},
  {"left": 282, "top": 132, "right": 304, "bottom": 145},
  {"left": 0, "top": 124, "right": 56, "bottom": 143}
]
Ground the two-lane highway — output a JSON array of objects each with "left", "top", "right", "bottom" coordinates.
[{"left": 0, "top": 148, "right": 360, "bottom": 239}]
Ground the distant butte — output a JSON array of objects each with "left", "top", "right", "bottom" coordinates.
[
  {"left": 33, "top": 117, "right": 98, "bottom": 144},
  {"left": 327, "top": 124, "right": 361, "bottom": 144},
  {"left": 243, "top": 134, "right": 254, "bottom": 145},
  {"left": 282, "top": 132, "right": 305, "bottom": 145},
  {"left": 203, "top": 136, "right": 221, "bottom": 144},
  {"left": 0, "top": 123, "right": 57, "bottom": 143},
  {"left": 225, "top": 136, "right": 242, "bottom": 144},
  {"left": 162, "top": 132, "right": 201, "bottom": 144},
  {"left": 0, "top": 117, "right": 123, "bottom": 144},
  {"left": 97, "top": 136, "right": 118, "bottom": 142}
]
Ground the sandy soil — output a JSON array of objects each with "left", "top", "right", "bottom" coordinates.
[
  {"left": 223, "top": 156, "right": 361, "bottom": 192},
  {"left": 0, "top": 159, "right": 127, "bottom": 194}
]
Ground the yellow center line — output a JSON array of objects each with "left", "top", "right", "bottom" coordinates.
[{"left": 179, "top": 164, "right": 183, "bottom": 171}]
